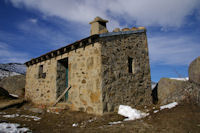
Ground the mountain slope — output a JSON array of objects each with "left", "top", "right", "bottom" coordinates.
[{"left": 0, "top": 63, "right": 26, "bottom": 80}]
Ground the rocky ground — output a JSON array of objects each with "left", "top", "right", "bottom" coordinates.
[{"left": 0, "top": 103, "right": 200, "bottom": 133}]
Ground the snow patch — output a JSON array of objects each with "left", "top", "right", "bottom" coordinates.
[
  {"left": 0, "top": 69, "right": 20, "bottom": 80},
  {"left": 0, "top": 63, "right": 26, "bottom": 80},
  {"left": 88, "top": 117, "right": 96, "bottom": 123},
  {"left": 9, "top": 94, "right": 19, "bottom": 98},
  {"left": 2, "top": 114, "right": 41, "bottom": 121},
  {"left": 20, "top": 115, "right": 41, "bottom": 121},
  {"left": 0, "top": 63, "right": 26, "bottom": 74},
  {"left": 0, "top": 122, "right": 30, "bottom": 133},
  {"left": 160, "top": 102, "right": 178, "bottom": 110},
  {"left": 109, "top": 121, "right": 122, "bottom": 125},
  {"left": 72, "top": 123, "right": 78, "bottom": 127},
  {"left": 153, "top": 110, "right": 159, "bottom": 113},
  {"left": 3, "top": 114, "right": 20, "bottom": 118},
  {"left": 170, "top": 77, "right": 188, "bottom": 81},
  {"left": 0, "top": 112, "right": 6, "bottom": 114},
  {"left": 118, "top": 105, "right": 149, "bottom": 121}
]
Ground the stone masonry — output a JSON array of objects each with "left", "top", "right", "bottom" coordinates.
[
  {"left": 100, "top": 32, "right": 152, "bottom": 112},
  {"left": 25, "top": 17, "right": 152, "bottom": 115}
]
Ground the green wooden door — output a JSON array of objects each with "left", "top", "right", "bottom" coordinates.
[{"left": 65, "top": 67, "right": 68, "bottom": 101}]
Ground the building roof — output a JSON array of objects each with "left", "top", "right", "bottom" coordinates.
[{"left": 25, "top": 29, "right": 146, "bottom": 67}]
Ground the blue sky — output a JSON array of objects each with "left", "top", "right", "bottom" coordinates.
[{"left": 0, "top": 0, "right": 200, "bottom": 82}]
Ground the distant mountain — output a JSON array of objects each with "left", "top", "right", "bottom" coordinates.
[{"left": 0, "top": 63, "right": 26, "bottom": 80}]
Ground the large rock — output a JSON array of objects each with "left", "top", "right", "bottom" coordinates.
[
  {"left": 0, "top": 75, "right": 25, "bottom": 98},
  {"left": 189, "top": 56, "right": 200, "bottom": 84},
  {"left": 0, "top": 87, "right": 18, "bottom": 100},
  {"left": 155, "top": 78, "right": 200, "bottom": 105},
  {"left": 0, "top": 87, "right": 11, "bottom": 100},
  {"left": 157, "top": 78, "right": 187, "bottom": 105}
]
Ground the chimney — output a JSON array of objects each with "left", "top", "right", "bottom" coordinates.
[{"left": 89, "top": 17, "right": 108, "bottom": 35}]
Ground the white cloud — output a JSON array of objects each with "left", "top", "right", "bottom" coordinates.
[
  {"left": 28, "top": 18, "right": 37, "bottom": 24},
  {"left": 7, "top": 0, "right": 200, "bottom": 29},
  {"left": 0, "top": 42, "right": 30, "bottom": 63},
  {"left": 148, "top": 34, "right": 200, "bottom": 65}
]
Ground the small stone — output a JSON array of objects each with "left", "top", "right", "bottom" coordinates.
[
  {"left": 29, "top": 108, "right": 44, "bottom": 114},
  {"left": 122, "top": 28, "right": 130, "bottom": 31},
  {"left": 137, "top": 27, "right": 146, "bottom": 30},
  {"left": 113, "top": 28, "right": 120, "bottom": 32},
  {"left": 82, "top": 79, "right": 86, "bottom": 84},
  {"left": 131, "top": 27, "right": 138, "bottom": 30}
]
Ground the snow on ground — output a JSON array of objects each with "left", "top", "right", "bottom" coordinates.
[
  {"left": 3, "top": 114, "right": 20, "bottom": 118},
  {"left": 0, "top": 63, "right": 26, "bottom": 75},
  {"left": 118, "top": 105, "right": 149, "bottom": 121},
  {"left": 0, "top": 112, "right": 6, "bottom": 114},
  {"left": 0, "top": 122, "right": 30, "bottom": 133},
  {"left": 153, "top": 110, "right": 159, "bottom": 113},
  {"left": 72, "top": 123, "right": 78, "bottom": 127},
  {"left": 0, "top": 69, "right": 20, "bottom": 80},
  {"left": 153, "top": 102, "right": 178, "bottom": 114},
  {"left": 108, "top": 121, "right": 122, "bottom": 125},
  {"left": 2, "top": 114, "right": 41, "bottom": 121},
  {"left": 160, "top": 102, "right": 178, "bottom": 110},
  {"left": 170, "top": 77, "right": 189, "bottom": 81},
  {"left": 9, "top": 94, "right": 19, "bottom": 98},
  {"left": 20, "top": 115, "right": 41, "bottom": 121}
]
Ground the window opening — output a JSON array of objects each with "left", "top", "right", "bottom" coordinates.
[{"left": 128, "top": 57, "right": 133, "bottom": 73}]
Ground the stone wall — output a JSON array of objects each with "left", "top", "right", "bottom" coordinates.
[
  {"left": 25, "top": 59, "right": 57, "bottom": 105},
  {"left": 67, "top": 43, "right": 103, "bottom": 115},
  {"left": 25, "top": 42, "right": 103, "bottom": 115},
  {"left": 100, "top": 32, "right": 152, "bottom": 112}
]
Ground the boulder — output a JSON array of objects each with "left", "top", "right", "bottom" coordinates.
[
  {"left": 156, "top": 78, "right": 188, "bottom": 105},
  {"left": 0, "top": 87, "right": 11, "bottom": 99},
  {"left": 0, "top": 87, "right": 18, "bottom": 100},
  {"left": 189, "top": 56, "right": 200, "bottom": 84},
  {"left": 155, "top": 77, "right": 200, "bottom": 105},
  {"left": 0, "top": 75, "right": 25, "bottom": 98}
]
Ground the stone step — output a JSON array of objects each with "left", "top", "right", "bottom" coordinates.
[
  {"left": 56, "top": 102, "right": 69, "bottom": 109},
  {"left": 47, "top": 103, "right": 69, "bottom": 113}
]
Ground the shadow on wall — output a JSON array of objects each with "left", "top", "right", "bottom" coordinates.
[{"left": 151, "top": 83, "right": 158, "bottom": 104}]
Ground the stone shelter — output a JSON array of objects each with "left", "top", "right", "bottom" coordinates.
[{"left": 25, "top": 17, "right": 152, "bottom": 115}]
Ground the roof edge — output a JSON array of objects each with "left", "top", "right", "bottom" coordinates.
[
  {"left": 99, "top": 29, "right": 146, "bottom": 37},
  {"left": 25, "top": 34, "right": 99, "bottom": 67},
  {"left": 25, "top": 29, "right": 146, "bottom": 67}
]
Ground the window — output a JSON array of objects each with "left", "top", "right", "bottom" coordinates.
[
  {"left": 38, "top": 65, "right": 46, "bottom": 78},
  {"left": 128, "top": 57, "right": 133, "bottom": 73}
]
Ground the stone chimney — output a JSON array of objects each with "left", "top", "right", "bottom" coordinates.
[{"left": 89, "top": 17, "right": 108, "bottom": 35}]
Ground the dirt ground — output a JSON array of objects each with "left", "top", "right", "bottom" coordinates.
[{"left": 0, "top": 103, "right": 200, "bottom": 133}]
